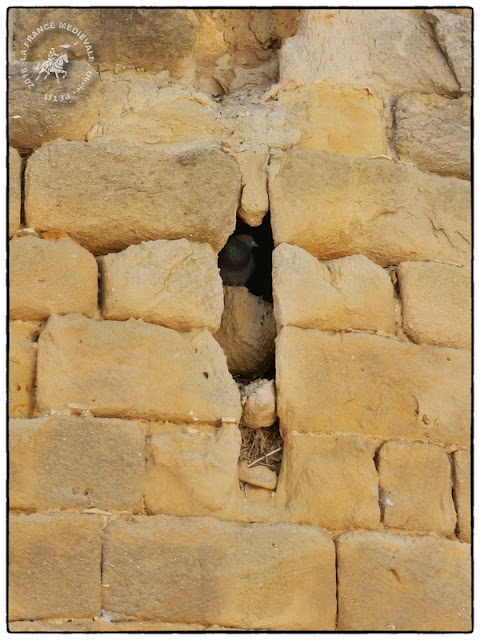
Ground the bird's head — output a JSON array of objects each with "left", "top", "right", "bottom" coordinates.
[{"left": 237, "top": 234, "right": 259, "bottom": 249}]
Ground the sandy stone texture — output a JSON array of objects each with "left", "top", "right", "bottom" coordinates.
[
  {"left": 273, "top": 245, "right": 395, "bottom": 333},
  {"left": 9, "top": 321, "right": 41, "bottom": 418},
  {"left": 269, "top": 149, "right": 470, "bottom": 267},
  {"left": 337, "top": 531, "right": 471, "bottom": 631},
  {"left": 10, "top": 236, "right": 98, "bottom": 321},
  {"left": 9, "top": 147, "right": 21, "bottom": 237},
  {"left": 9, "top": 620, "right": 223, "bottom": 632},
  {"left": 453, "top": 449, "right": 471, "bottom": 543},
  {"left": 9, "top": 513, "right": 103, "bottom": 621},
  {"left": 102, "top": 515, "right": 336, "bottom": 630},
  {"left": 9, "top": 416, "right": 145, "bottom": 512},
  {"left": 99, "top": 239, "right": 224, "bottom": 333},
  {"left": 276, "top": 327, "right": 470, "bottom": 446},
  {"left": 235, "top": 146, "right": 269, "bottom": 226},
  {"left": 398, "top": 261, "right": 471, "bottom": 349},
  {"left": 240, "top": 378, "right": 276, "bottom": 428},
  {"left": 238, "top": 460, "right": 277, "bottom": 490},
  {"left": 25, "top": 141, "right": 241, "bottom": 255}
]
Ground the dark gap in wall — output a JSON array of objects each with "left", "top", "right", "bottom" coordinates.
[{"left": 18, "top": 150, "right": 33, "bottom": 227}]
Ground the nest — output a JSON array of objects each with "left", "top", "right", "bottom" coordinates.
[{"left": 239, "top": 422, "right": 283, "bottom": 475}]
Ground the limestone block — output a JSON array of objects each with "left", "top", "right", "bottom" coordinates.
[
  {"left": 9, "top": 416, "right": 145, "bottom": 512},
  {"left": 269, "top": 149, "right": 471, "bottom": 267},
  {"left": 9, "top": 321, "right": 41, "bottom": 418},
  {"left": 278, "top": 10, "right": 459, "bottom": 96},
  {"left": 10, "top": 235, "right": 98, "bottom": 320},
  {"left": 9, "top": 147, "right": 21, "bottom": 237},
  {"left": 103, "top": 515, "right": 336, "bottom": 629},
  {"left": 279, "top": 83, "right": 390, "bottom": 157},
  {"left": 454, "top": 449, "right": 471, "bottom": 543},
  {"left": 395, "top": 93, "right": 471, "bottom": 179},
  {"left": 273, "top": 245, "right": 395, "bottom": 333},
  {"left": 241, "top": 378, "right": 276, "bottom": 428},
  {"left": 337, "top": 531, "right": 471, "bottom": 631},
  {"left": 214, "top": 286, "right": 276, "bottom": 378},
  {"left": 276, "top": 327, "right": 470, "bottom": 446},
  {"left": 25, "top": 141, "right": 241, "bottom": 255},
  {"left": 9, "top": 620, "right": 216, "bottom": 632},
  {"left": 235, "top": 146, "right": 269, "bottom": 226},
  {"left": 145, "top": 423, "right": 240, "bottom": 516},
  {"left": 378, "top": 441, "right": 456, "bottom": 535},
  {"left": 427, "top": 10, "right": 472, "bottom": 94},
  {"left": 398, "top": 261, "right": 471, "bottom": 349},
  {"left": 99, "top": 239, "right": 224, "bottom": 333},
  {"left": 9, "top": 513, "right": 103, "bottom": 621},
  {"left": 238, "top": 461, "right": 277, "bottom": 490},
  {"left": 277, "top": 433, "right": 379, "bottom": 530},
  {"left": 36, "top": 314, "right": 242, "bottom": 424}
]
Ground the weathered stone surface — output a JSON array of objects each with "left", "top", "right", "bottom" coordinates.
[
  {"left": 215, "top": 286, "right": 276, "bottom": 378},
  {"left": 36, "top": 314, "right": 241, "bottom": 423},
  {"left": 337, "top": 531, "right": 471, "bottom": 631},
  {"left": 9, "top": 321, "right": 41, "bottom": 418},
  {"left": 103, "top": 515, "right": 336, "bottom": 629},
  {"left": 9, "top": 620, "right": 219, "bottom": 632},
  {"left": 241, "top": 378, "right": 276, "bottom": 428},
  {"left": 277, "top": 433, "right": 379, "bottom": 530},
  {"left": 454, "top": 449, "right": 471, "bottom": 543},
  {"left": 398, "top": 261, "right": 471, "bottom": 349},
  {"left": 145, "top": 424, "right": 240, "bottom": 516},
  {"left": 238, "top": 460, "right": 277, "bottom": 490},
  {"left": 99, "top": 239, "right": 224, "bottom": 332},
  {"left": 378, "top": 441, "right": 456, "bottom": 535},
  {"left": 273, "top": 245, "right": 395, "bottom": 333},
  {"left": 395, "top": 93, "right": 471, "bottom": 179},
  {"left": 9, "top": 416, "right": 145, "bottom": 512},
  {"left": 235, "top": 146, "right": 269, "bottom": 226},
  {"left": 269, "top": 149, "right": 470, "bottom": 267},
  {"left": 278, "top": 9, "right": 459, "bottom": 96},
  {"left": 25, "top": 141, "right": 242, "bottom": 254},
  {"left": 276, "top": 327, "right": 470, "bottom": 446},
  {"left": 427, "top": 10, "right": 472, "bottom": 94},
  {"left": 10, "top": 236, "right": 98, "bottom": 320},
  {"left": 9, "top": 513, "right": 103, "bottom": 621},
  {"left": 9, "top": 147, "right": 21, "bottom": 237}
]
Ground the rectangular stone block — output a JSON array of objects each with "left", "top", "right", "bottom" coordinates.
[
  {"left": 398, "top": 261, "right": 471, "bottom": 349},
  {"left": 36, "top": 314, "right": 242, "bottom": 424},
  {"left": 269, "top": 149, "right": 470, "bottom": 266},
  {"left": 9, "top": 416, "right": 145, "bottom": 512},
  {"left": 378, "top": 441, "right": 456, "bottom": 535},
  {"left": 273, "top": 244, "right": 395, "bottom": 333},
  {"left": 276, "top": 327, "right": 470, "bottom": 446},
  {"left": 9, "top": 513, "right": 103, "bottom": 621},
  {"left": 454, "top": 449, "right": 471, "bottom": 543},
  {"left": 25, "top": 141, "right": 241, "bottom": 254},
  {"left": 103, "top": 515, "right": 336, "bottom": 630},
  {"left": 10, "top": 235, "right": 98, "bottom": 320},
  {"left": 9, "top": 147, "right": 21, "bottom": 237},
  {"left": 337, "top": 531, "right": 471, "bottom": 631},
  {"left": 276, "top": 433, "right": 380, "bottom": 530},
  {"left": 9, "top": 320, "right": 41, "bottom": 418}
]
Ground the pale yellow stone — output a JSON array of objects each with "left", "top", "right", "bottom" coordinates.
[
  {"left": 378, "top": 441, "right": 456, "bottom": 535},
  {"left": 241, "top": 378, "right": 276, "bottom": 428},
  {"left": 235, "top": 146, "right": 269, "bottom": 226},
  {"left": 9, "top": 620, "right": 218, "bottom": 632},
  {"left": 337, "top": 531, "right": 471, "bottom": 631},
  {"left": 238, "top": 460, "right": 277, "bottom": 490},
  {"left": 454, "top": 449, "right": 471, "bottom": 543},
  {"left": 9, "top": 321, "right": 41, "bottom": 418},
  {"left": 9, "top": 147, "right": 21, "bottom": 238},
  {"left": 103, "top": 515, "right": 336, "bottom": 630}
]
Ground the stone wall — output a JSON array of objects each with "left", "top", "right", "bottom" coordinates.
[{"left": 8, "top": 8, "right": 471, "bottom": 631}]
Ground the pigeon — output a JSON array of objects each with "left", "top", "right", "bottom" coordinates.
[{"left": 218, "top": 234, "right": 259, "bottom": 286}]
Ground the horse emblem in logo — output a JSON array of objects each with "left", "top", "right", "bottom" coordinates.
[{"left": 35, "top": 44, "right": 71, "bottom": 85}]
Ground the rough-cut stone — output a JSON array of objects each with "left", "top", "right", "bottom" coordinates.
[
  {"left": 395, "top": 93, "right": 471, "bottom": 179},
  {"left": 36, "top": 314, "right": 242, "bottom": 424},
  {"left": 9, "top": 513, "right": 103, "bottom": 621},
  {"left": 238, "top": 460, "right": 277, "bottom": 490},
  {"left": 273, "top": 245, "right": 395, "bottom": 333},
  {"left": 215, "top": 286, "right": 276, "bottom": 378},
  {"left": 235, "top": 146, "right": 269, "bottom": 226},
  {"left": 276, "top": 327, "right": 470, "bottom": 446},
  {"left": 99, "top": 239, "right": 224, "bottom": 333},
  {"left": 269, "top": 149, "right": 470, "bottom": 267},
  {"left": 103, "top": 515, "right": 336, "bottom": 630},
  {"left": 241, "top": 378, "right": 276, "bottom": 428},
  {"left": 25, "top": 141, "right": 242, "bottom": 255},
  {"left": 337, "top": 531, "right": 471, "bottom": 631},
  {"left": 145, "top": 423, "right": 240, "bottom": 516},
  {"left": 279, "top": 9, "right": 458, "bottom": 96},
  {"left": 9, "top": 147, "right": 21, "bottom": 237},
  {"left": 277, "top": 433, "right": 379, "bottom": 530},
  {"left": 454, "top": 449, "right": 471, "bottom": 543},
  {"left": 9, "top": 620, "right": 218, "bottom": 632},
  {"left": 9, "top": 416, "right": 145, "bottom": 512},
  {"left": 9, "top": 235, "right": 98, "bottom": 321},
  {"left": 378, "top": 441, "right": 456, "bottom": 535},
  {"left": 398, "top": 261, "right": 471, "bottom": 349},
  {"left": 9, "top": 321, "right": 41, "bottom": 418}
]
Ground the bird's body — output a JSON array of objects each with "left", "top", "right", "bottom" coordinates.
[{"left": 218, "top": 234, "right": 258, "bottom": 286}]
